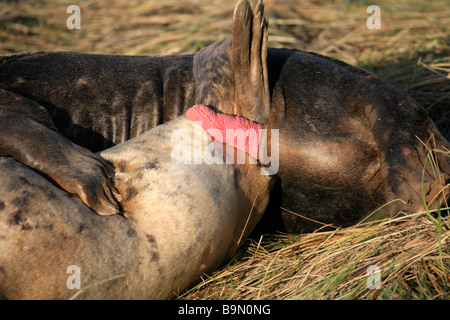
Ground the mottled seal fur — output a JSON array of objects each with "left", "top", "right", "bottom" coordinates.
[{"left": 0, "top": 115, "right": 273, "bottom": 299}]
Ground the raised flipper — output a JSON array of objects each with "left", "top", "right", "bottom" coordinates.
[{"left": 193, "top": 0, "right": 270, "bottom": 124}]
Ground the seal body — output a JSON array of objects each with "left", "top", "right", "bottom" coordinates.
[
  {"left": 265, "top": 49, "right": 449, "bottom": 232},
  {"left": 0, "top": 116, "right": 272, "bottom": 299},
  {"left": 0, "top": 52, "right": 195, "bottom": 151}
]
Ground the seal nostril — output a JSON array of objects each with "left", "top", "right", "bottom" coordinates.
[{"left": 425, "top": 184, "right": 432, "bottom": 197}]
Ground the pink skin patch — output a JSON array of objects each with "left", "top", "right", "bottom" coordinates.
[{"left": 185, "top": 105, "right": 262, "bottom": 159}]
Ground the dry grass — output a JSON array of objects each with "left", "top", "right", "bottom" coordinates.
[
  {"left": 180, "top": 212, "right": 450, "bottom": 300},
  {"left": 1, "top": 0, "right": 449, "bottom": 60},
  {"left": 1, "top": 0, "right": 449, "bottom": 299}
]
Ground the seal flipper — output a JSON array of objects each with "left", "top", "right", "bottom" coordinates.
[
  {"left": 232, "top": 0, "right": 270, "bottom": 124},
  {"left": 0, "top": 90, "right": 121, "bottom": 216},
  {"left": 193, "top": 0, "right": 270, "bottom": 124}
]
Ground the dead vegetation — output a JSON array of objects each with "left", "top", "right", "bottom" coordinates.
[{"left": 181, "top": 212, "right": 450, "bottom": 299}]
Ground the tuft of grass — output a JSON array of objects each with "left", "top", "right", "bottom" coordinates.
[{"left": 180, "top": 212, "right": 450, "bottom": 300}]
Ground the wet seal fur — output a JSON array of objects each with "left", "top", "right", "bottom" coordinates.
[{"left": 0, "top": 0, "right": 449, "bottom": 233}]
